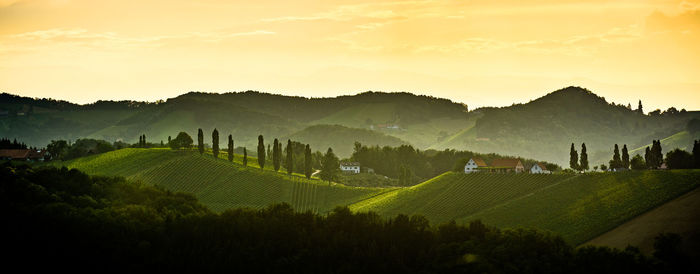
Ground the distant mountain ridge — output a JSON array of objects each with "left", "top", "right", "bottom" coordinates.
[{"left": 1, "top": 87, "right": 697, "bottom": 164}]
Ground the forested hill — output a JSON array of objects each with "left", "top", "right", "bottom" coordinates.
[
  {"left": 0, "top": 91, "right": 470, "bottom": 152},
  {"left": 432, "top": 86, "right": 700, "bottom": 166}
]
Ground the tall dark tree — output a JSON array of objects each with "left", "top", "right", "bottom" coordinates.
[
  {"left": 648, "top": 140, "right": 663, "bottom": 169},
  {"left": 319, "top": 147, "right": 340, "bottom": 184},
  {"left": 621, "top": 144, "right": 630, "bottom": 169},
  {"left": 580, "top": 143, "right": 589, "bottom": 171},
  {"left": 138, "top": 135, "right": 143, "bottom": 147},
  {"left": 273, "top": 139, "right": 281, "bottom": 172},
  {"left": 212, "top": 128, "right": 219, "bottom": 159},
  {"left": 610, "top": 144, "right": 621, "bottom": 169},
  {"left": 693, "top": 140, "right": 700, "bottom": 168},
  {"left": 637, "top": 100, "right": 643, "bottom": 114},
  {"left": 143, "top": 134, "right": 146, "bottom": 147},
  {"left": 569, "top": 143, "right": 579, "bottom": 170},
  {"left": 286, "top": 139, "right": 293, "bottom": 175},
  {"left": 243, "top": 147, "right": 248, "bottom": 167},
  {"left": 257, "top": 135, "right": 265, "bottom": 170},
  {"left": 198, "top": 128, "right": 204, "bottom": 155},
  {"left": 168, "top": 136, "right": 171, "bottom": 144},
  {"left": 228, "top": 134, "right": 234, "bottom": 162},
  {"left": 304, "top": 144, "right": 312, "bottom": 179},
  {"left": 645, "top": 146, "right": 651, "bottom": 168},
  {"left": 655, "top": 140, "right": 664, "bottom": 168}
]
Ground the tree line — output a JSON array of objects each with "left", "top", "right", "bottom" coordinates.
[
  {"left": 570, "top": 140, "right": 700, "bottom": 171},
  {"left": 2, "top": 163, "right": 690, "bottom": 273}
]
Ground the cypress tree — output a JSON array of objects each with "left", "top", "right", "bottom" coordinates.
[
  {"left": 319, "top": 148, "right": 340, "bottom": 184},
  {"left": 569, "top": 143, "right": 579, "bottom": 170},
  {"left": 611, "top": 144, "right": 621, "bottom": 169},
  {"left": 693, "top": 140, "right": 700, "bottom": 168},
  {"left": 580, "top": 143, "right": 589, "bottom": 171},
  {"left": 621, "top": 144, "right": 630, "bottom": 169},
  {"left": 257, "top": 135, "right": 265, "bottom": 170},
  {"left": 243, "top": 147, "right": 248, "bottom": 167},
  {"left": 637, "top": 100, "right": 643, "bottom": 114},
  {"left": 212, "top": 128, "right": 219, "bottom": 159},
  {"left": 645, "top": 146, "right": 651, "bottom": 168},
  {"left": 304, "top": 144, "right": 312, "bottom": 179},
  {"left": 168, "top": 136, "right": 171, "bottom": 144},
  {"left": 228, "top": 134, "right": 234, "bottom": 162},
  {"left": 138, "top": 135, "right": 142, "bottom": 147},
  {"left": 198, "top": 128, "right": 204, "bottom": 155},
  {"left": 143, "top": 134, "right": 146, "bottom": 147},
  {"left": 654, "top": 140, "right": 663, "bottom": 168},
  {"left": 273, "top": 139, "right": 280, "bottom": 171},
  {"left": 286, "top": 139, "right": 293, "bottom": 175}
]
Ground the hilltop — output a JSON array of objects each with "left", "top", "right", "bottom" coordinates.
[{"left": 3, "top": 87, "right": 698, "bottom": 165}]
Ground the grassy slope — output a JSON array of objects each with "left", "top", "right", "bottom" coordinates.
[
  {"left": 459, "top": 170, "right": 700, "bottom": 244},
  {"left": 628, "top": 130, "right": 700, "bottom": 156},
  {"left": 584, "top": 187, "right": 700, "bottom": 258},
  {"left": 349, "top": 172, "right": 576, "bottom": 225},
  {"left": 51, "top": 148, "right": 393, "bottom": 213}
]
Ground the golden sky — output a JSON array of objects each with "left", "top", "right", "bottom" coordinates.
[{"left": 1, "top": 0, "right": 699, "bottom": 111}]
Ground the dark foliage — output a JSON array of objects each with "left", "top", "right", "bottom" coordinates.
[
  {"left": 257, "top": 135, "right": 265, "bottom": 170},
  {"left": 212, "top": 128, "right": 219, "bottom": 159},
  {"left": 665, "top": 149, "right": 694, "bottom": 169},
  {"left": 2, "top": 164, "right": 687, "bottom": 273},
  {"left": 0, "top": 138, "right": 28, "bottom": 149},
  {"left": 198, "top": 128, "right": 204, "bottom": 155},
  {"left": 169, "top": 132, "right": 193, "bottom": 150}
]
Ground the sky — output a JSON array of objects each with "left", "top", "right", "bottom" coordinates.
[{"left": 1, "top": 0, "right": 699, "bottom": 111}]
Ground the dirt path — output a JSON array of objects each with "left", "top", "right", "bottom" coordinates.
[{"left": 583, "top": 186, "right": 700, "bottom": 259}]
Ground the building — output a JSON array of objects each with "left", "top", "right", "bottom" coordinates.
[
  {"left": 464, "top": 158, "right": 488, "bottom": 173},
  {"left": 530, "top": 163, "right": 551, "bottom": 174},
  {"left": 340, "top": 162, "right": 360, "bottom": 174},
  {"left": 0, "top": 149, "right": 47, "bottom": 162},
  {"left": 490, "top": 158, "right": 525, "bottom": 173}
]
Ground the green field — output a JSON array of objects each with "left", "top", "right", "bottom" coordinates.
[
  {"left": 51, "top": 148, "right": 393, "bottom": 212},
  {"left": 349, "top": 172, "right": 577, "bottom": 224},
  {"left": 459, "top": 170, "right": 700, "bottom": 244},
  {"left": 48, "top": 148, "right": 700, "bottom": 245}
]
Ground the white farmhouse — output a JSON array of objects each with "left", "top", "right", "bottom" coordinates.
[
  {"left": 530, "top": 163, "right": 551, "bottom": 174},
  {"left": 464, "top": 158, "right": 488, "bottom": 173},
  {"left": 340, "top": 162, "right": 361, "bottom": 174}
]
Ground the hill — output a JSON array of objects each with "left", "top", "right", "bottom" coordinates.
[
  {"left": 50, "top": 148, "right": 393, "bottom": 212},
  {"left": 584, "top": 187, "right": 700, "bottom": 259},
  {"left": 459, "top": 170, "right": 700, "bottom": 244},
  {"left": 283, "top": 124, "right": 408, "bottom": 157},
  {"left": 432, "top": 86, "right": 700, "bottom": 166}
]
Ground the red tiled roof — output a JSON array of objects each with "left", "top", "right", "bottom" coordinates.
[
  {"left": 491, "top": 158, "right": 522, "bottom": 168},
  {"left": 536, "top": 163, "right": 547, "bottom": 170},
  {"left": 0, "top": 149, "right": 30, "bottom": 159},
  {"left": 471, "top": 158, "right": 488, "bottom": 167}
]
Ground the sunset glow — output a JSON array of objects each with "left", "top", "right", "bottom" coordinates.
[{"left": 1, "top": 0, "right": 699, "bottom": 110}]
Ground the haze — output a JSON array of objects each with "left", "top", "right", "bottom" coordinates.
[{"left": 1, "top": 0, "right": 699, "bottom": 110}]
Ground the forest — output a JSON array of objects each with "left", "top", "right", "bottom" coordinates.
[{"left": 2, "top": 163, "right": 688, "bottom": 273}]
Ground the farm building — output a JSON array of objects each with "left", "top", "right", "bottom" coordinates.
[
  {"left": 340, "top": 162, "right": 360, "bottom": 174},
  {"left": 530, "top": 163, "right": 551, "bottom": 174},
  {"left": 490, "top": 158, "right": 525, "bottom": 173},
  {"left": 464, "top": 158, "right": 488, "bottom": 173},
  {"left": 0, "top": 149, "right": 47, "bottom": 162}
]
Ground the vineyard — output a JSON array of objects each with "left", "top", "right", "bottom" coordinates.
[
  {"left": 459, "top": 170, "right": 700, "bottom": 244},
  {"left": 349, "top": 172, "right": 576, "bottom": 225},
  {"left": 51, "top": 148, "right": 393, "bottom": 213}
]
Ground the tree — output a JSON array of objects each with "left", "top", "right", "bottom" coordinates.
[
  {"left": 212, "top": 128, "right": 219, "bottom": 159},
  {"left": 198, "top": 128, "right": 204, "bottom": 155},
  {"left": 257, "top": 135, "right": 265, "bottom": 170},
  {"left": 168, "top": 136, "right": 171, "bottom": 144},
  {"left": 169, "top": 132, "right": 193, "bottom": 150},
  {"left": 228, "top": 134, "right": 234, "bottom": 162},
  {"left": 609, "top": 144, "right": 621, "bottom": 169},
  {"left": 600, "top": 164, "right": 607, "bottom": 171},
  {"left": 243, "top": 147, "right": 248, "bottom": 167},
  {"left": 47, "top": 140, "right": 68, "bottom": 160},
  {"left": 694, "top": 140, "right": 700, "bottom": 168},
  {"left": 621, "top": 144, "right": 630, "bottom": 169},
  {"left": 569, "top": 143, "right": 579, "bottom": 170},
  {"left": 319, "top": 148, "right": 340, "bottom": 184},
  {"left": 579, "top": 143, "right": 589, "bottom": 171},
  {"left": 630, "top": 154, "right": 646, "bottom": 170},
  {"left": 593, "top": 165, "right": 598, "bottom": 172},
  {"left": 665, "top": 149, "right": 693, "bottom": 169},
  {"left": 286, "top": 139, "right": 293, "bottom": 175},
  {"left": 648, "top": 140, "right": 663, "bottom": 169},
  {"left": 645, "top": 146, "right": 651, "bottom": 168},
  {"left": 143, "top": 134, "right": 146, "bottom": 147},
  {"left": 304, "top": 144, "right": 312, "bottom": 179},
  {"left": 273, "top": 139, "right": 280, "bottom": 171},
  {"left": 637, "top": 99, "right": 643, "bottom": 114}
]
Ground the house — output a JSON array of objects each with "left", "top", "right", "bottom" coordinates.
[
  {"left": 464, "top": 158, "right": 488, "bottom": 173},
  {"left": 490, "top": 158, "right": 525, "bottom": 173},
  {"left": 340, "top": 162, "right": 360, "bottom": 174},
  {"left": 530, "top": 163, "right": 551, "bottom": 174},
  {"left": 0, "top": 149, "right": 47, "bottom": 162}
]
